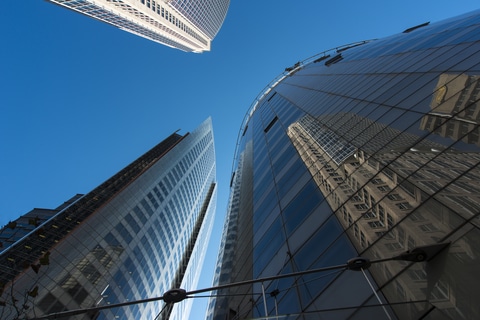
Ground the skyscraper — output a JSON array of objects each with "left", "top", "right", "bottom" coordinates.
[
  {"left": 46, "top": 0, "right": 230, "bottom": 52},
  {"left": 208, "top": 10, "right": 480, "bottom": 320},
  {"left": 0, "top": 118, "right": 216, "bottom": 320}
]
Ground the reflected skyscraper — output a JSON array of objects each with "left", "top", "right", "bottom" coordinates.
[
  {"left": 46, "top": 0, "right": 230, "bottom": 52},
  {"left": 0, "top": 118, "right": 216, "bottom": 320},
  {"left": 208, "top": 11, "right": 480, "bottom": 320},
  {"left": 420, "top": 73, "right": 480, "bottom": 145}
]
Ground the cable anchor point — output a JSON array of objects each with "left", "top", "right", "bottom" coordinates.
[{"left": 163, "top": 288, "right": 187, "bottom": 304}]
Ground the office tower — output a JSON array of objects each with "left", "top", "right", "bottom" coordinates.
[
  {"left": 46, "top": 0, "right": 230, "bottom": 52},
  {"left": 208, "top": 11, "right": 480, "bottom": 320},
  {"left": 0, "top": 118, "right": 216, "bottom": 320}
]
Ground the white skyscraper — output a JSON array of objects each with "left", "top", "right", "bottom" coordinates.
[
  {"left": 0, "top": 119, "right": 217, "bottom": 319},
  {"left": 47, "top": 0, "right": 230, "bottom": 52}
]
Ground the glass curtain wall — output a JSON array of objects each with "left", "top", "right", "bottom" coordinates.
[{"left": 208, "top": 11, "right": 480, "bottom": 320}]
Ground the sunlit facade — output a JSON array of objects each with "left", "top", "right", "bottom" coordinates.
[
  {"left": 46, "top": 0, "right": 230, "bottom": 52},
  {"left": 208, "top": 11, "right": 480, "bottom": 320},
  {"left": 0, "top": 118, "right": 216, "bottom": 320}
]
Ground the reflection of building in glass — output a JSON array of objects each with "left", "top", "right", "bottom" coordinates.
[
  {"left": 207, "top": 148, "right": 253, "bottom": 320},
  {"left": 288, "top": 113, "right": 480, "bottom": 318},
  {"left": 0, "top": 119, "right": 216, "bottom": 320},
  {"left": 420, "top": 73, "right": 480, "bottom": 145},
  {"left": 208, "top": 11, "right": 480, "bottom": 320},
  {"left": 46, "top": 0, "right": 230, "bottom": 52}
]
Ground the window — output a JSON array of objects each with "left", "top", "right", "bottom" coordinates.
[
  {"left": 342, "top": 207, "right": 348, "bottom": 221},
  {"left": 351, "top": 194, "right": 363, "bottom": 202},
  {"left": 363, "top": 211, "right": 377, "bottom": 219},
  {"left": 400, "top": 181, "right": 416, "bottom": 197},
  {"left": 396, "top": 282, "right": 406, "bottom": 298},
  {"left": 383, "top": 168, "right": 395, "bottom": 181},
  {"left": 264, "top": 116, "right": 278, "bottom": 133},
  {"left": 355, "top": 203, "right": 369, "bottom": 211},
  {"left": 396, "top": 202, "right": 412, "bottom": 210},
  {"left": 325, "top": 53, "right": 343, "bottom": 66},
  {"left": 397, "top": 227, "right": 405, "bottom": 244},
  {"left": 370, "top": 195, "right": 376, "bottom": 207},
  {"left": 368, "top": 221, "right": 385, "bottom": 228},
  {"left": 379, "top": 208, "right": 385, "bottom": 223},
  {"left": 419, "top": 223, "right": 439, "bottom": 232},
  {"left": 377, "top": 185, "right": 391, "bottom": 192},
  {"left": 125, "top": 213, "right": 140, "bottom": 233},
  {"left": 387, "top": 214, "right": 394, "bottom": 229},
  {"left": 421, "top": 281, "right": 450, "bottom": 300},
  {"left": 408, "top": 236, "right": 416, "bottom": 249},
  {"left": 378, "top": 205, "right": 385, "bottom": 215},
  {"left": 408, "top": 269, "right": 427, "bottom": 281},
  {"left": 387, "top": 193, "right": 403, "bottom": 201},
  {"left": 37, "top": 293, "right": 66, "bottom": 314},
  {"left": 140, "top": 199, "right": 154, "bottom": 217},
  {"left": 385, "top": 242, "right": 403, "bottom": 251},
  {"left": 363, "top": 189, "right": 370, "bottom": 201},
  {"left": 79, "top": 261, "right": 101, "bottom": 285},
  {"left": 409, "top": 211, "right": 425, "bottom": 221},
  {"left": 115, "top": 223, "right": 133, "bottom": 244},
  {"left": 147, "top": 192, "right": 159, "bottom": 209},
  {"left": 403, "top": 21, "right": 430, "bottom": 33}
]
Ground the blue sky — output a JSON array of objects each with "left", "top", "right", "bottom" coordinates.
[{"left": 1, "top": 0, "right": 479, "bottom": 318}]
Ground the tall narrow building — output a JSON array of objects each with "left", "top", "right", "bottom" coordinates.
[
  {"left": 208, "top": 11, "right": 480, "bottom": 320},
  {"left": 46, "top": 0, "right": 230, "bottom": 52},
  {"left": 0, "top": 118, "right": 216, "bottom": 320}
]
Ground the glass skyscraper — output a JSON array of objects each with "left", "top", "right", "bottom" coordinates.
[
  {"left": 208, "top": 11, "right": 480, "bottom": 320},
  {"left": 0, "top": 118, "right": 216, "bottom": 320},
  {"left": 45, "top": 0, "right": 230, "bottom": 52}
]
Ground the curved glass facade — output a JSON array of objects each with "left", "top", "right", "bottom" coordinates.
[
  {"left": 1, "top": 118, "right": 216, "bottom": 320},
  {"left": 209, "top": 11, "right": 480, "bottom": 320}
]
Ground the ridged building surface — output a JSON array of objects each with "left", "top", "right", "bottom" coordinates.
[
  {"left": 0, "top": 118, "right": 217, "bottom": 320},
  {"left": 208, "top": 11, "right": 480, "bottom": 320},
  {"left": 46, "top": 0, "right": 230, "bottom": 52}
]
